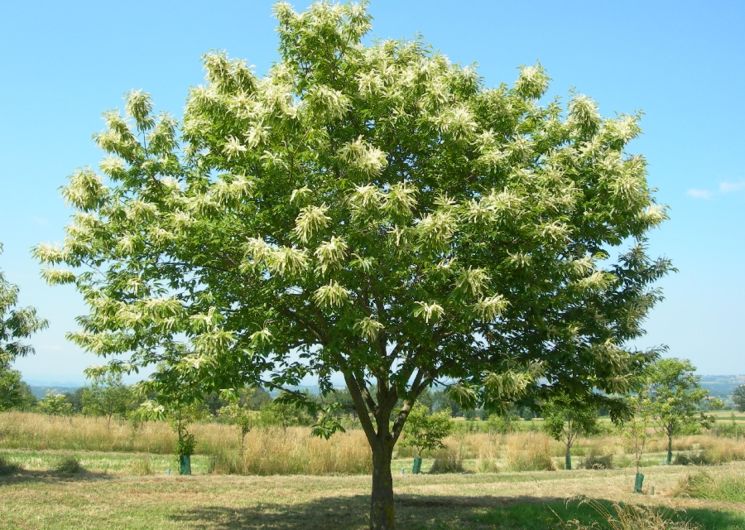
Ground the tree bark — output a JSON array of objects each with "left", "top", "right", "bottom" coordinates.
[
  {"left": 565, "top": 443, "right": 572, "bottom": 470},
  {"left": 370, "top": 441, "right": 395, "bottom": 530},
  {"left": 666, "top": 433, "right": 673, "bottom": 465}
]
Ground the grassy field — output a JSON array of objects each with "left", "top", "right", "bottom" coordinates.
[
  {"left": 3, "top": 412, "right": 745, "bottom": 528},
  {"left": 2, "top": 459, "right": 745, "bottom": 529}
]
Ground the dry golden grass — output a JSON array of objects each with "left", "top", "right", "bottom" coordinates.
[
  {"left": 2, "top": 412, "right": 744, "bottom": 476},
  {"left": 211, "top": 427, "right": 372, "bottom": 475},
  {"left": 504, "top": 432, "right": 557, "bottom": 471},
  {"left": 0, "top": 411, "right": 239, "bottom": 455}
]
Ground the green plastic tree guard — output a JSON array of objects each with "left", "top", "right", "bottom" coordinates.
[
  {"left": 634, "top": 472, "right": 644, "bottom": 493},
  {"left": 179, "top": 454, "right": 192, "bottom": 475},
  {"left": 412, "top": 456, "right": 422, "bottom": 474}
]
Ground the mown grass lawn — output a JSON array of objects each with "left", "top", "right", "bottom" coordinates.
[{"left": 2, "top": 456, "right": 745, "bottom": 529}]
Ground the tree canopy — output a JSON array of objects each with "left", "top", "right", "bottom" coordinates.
[
  {"left": 1, "top": 243, "right": 47, "bottom": 369},
  {"left": 0, "top": 368, "right": 36, "bottom": 411},
  {"left": 35, "top": 2, "right": 670, "bottom": 527},
  {"left": 400, "top": 403, "right": 452, "bottom": 459}
]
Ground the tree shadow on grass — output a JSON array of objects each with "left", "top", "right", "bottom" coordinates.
[
  {"left": 169, "top": 494, "right": 745, "bottom": 530},
  {"left": 169, "top": 494, "right": 547, "bottom": 529},
  {"left": 0, "top": 468, "right": 112, "bottom": 486}
]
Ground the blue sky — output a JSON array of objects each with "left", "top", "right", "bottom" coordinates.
[{"left": 1, "top": 1, "right": 743, "bottom": 384}]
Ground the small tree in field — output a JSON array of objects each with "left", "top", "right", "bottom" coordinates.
[
  {"left": 542, "top": 395, "right": 599, "bottom": 471},
  {"left": 38, "top": 392, "right": 73, "bottom": 416},
  {"left": 133, "top": 392, "right": 205, "bottom": 475},
  {"left": 623, "top": 385, "right": 651, "bottom": 492},
  {"left": 258, "top": 396, "right": 314, "bottom": 428},
  {"left": 218, "top": 388, "right": 255, "bottom": 453},
  {"left": 36, "top": 3, "right": 670, "bottom": 527},
  {"left": 401, "top": 403, "right": 452, "bottom": 471},
  {"left": 0, "top": 369, "right": 36, "bottom": 411},
  {"left": 733, "top": 385, "right": 745, "bottom": 413},
  {"left": 81, "top": 372, "right": 134, "bottom": 427},
  {"left": 647, "top": 358, "right": 713, "bottom": 465}
]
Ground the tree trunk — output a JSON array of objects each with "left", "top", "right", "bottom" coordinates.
[
  {"left": 370, "top": 442, "right": 395, "bottom": 530},
  {"left": 666, "top": 433, "right": 673, "bottom": 465},
  {"left": 565, "top": 444, "right": 572, "bottom": 470}
]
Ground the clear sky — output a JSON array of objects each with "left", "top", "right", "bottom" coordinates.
[{"left": 1, "top": 1, "right": 743, "bottom": 385}]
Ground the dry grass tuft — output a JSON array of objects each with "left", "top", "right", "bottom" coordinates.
[
  {"left": 505, "top": 432, "right": 556, "bottom": 471},
  {"left": 560, "top": 497, "right": 699, "bottom": 530},
  {"left": 0, "top": 455, "right": 22, "bottom": 475},
  {"left": 429, "top": 446, "right": 465, "bottom": 474}
]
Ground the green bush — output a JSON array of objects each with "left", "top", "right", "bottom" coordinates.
[
  {"left": 429, "top": 447, "right": 465, "bottom": 474},
  {"left": 0, "top": 456, "right": 21, "bottom": 475},
  {"left": 673, "top": 472, "right": 745, "bottom": 502},
  {"left": 55, "top": 456, "right": 85, "bottom": 474},
  {"left": 506, "top": 446, "right": 555, "bottom": 472},
  {"left": 582, "top": 452, "right": 613, "bottom": 470},
  {"left": 673, "top": 452, "right": 708, "bottom": 466},
  {"left": 129, "top": 456, "right": 154, "bottom": 475},
  {"left": 673, "top": 471, "right": 745, "bottom": 502}
]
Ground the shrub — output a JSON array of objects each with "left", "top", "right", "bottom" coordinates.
[
  {"left": 562, "top": 497, "right": 699, "bottom": 530},
  {"left": 673, "top": 472, "right": 745, "bottom": 503},
  {"left": 55, "top": 456, "right": 85, "bottom": 474},
  {"left": 673, "top": 452, "right": 708, "bottom": 466},
  {"left": 505, "top": 433, "right": 556, "bottom": 472},
  {"left": 0, "top": 456, "right": 21, "bottom": 475},
  {"left": 401, "top": 404, "right": 452, "bottom": 458},
  {"left": 582, "top": 451, "right": 614, "bottom": 470},
  {"left": 129, "top": 456, "right": 154, "bottom": 475},
  {"left": 477, "top": 458, "right": 500, "bottom": 473},
  {"left": 429, "top": 447, "right": 465, "bottom": 474},
  {"left": 699, "top": 437, "right": 745, "bottom": 464}
]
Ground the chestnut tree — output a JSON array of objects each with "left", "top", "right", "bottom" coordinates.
[{"left": 36, "top": 2, "right": 669, "bottom": 528}]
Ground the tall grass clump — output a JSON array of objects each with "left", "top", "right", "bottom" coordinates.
[
  {"left": 560, "top": 498, "right": 699, "bottom": 530},
  {"left": 429, "top": 446, "right": 465, "bottom": 474},
  {"left": 505, "top": 432, "right": 556, "bottom": 471},
  {"left": 0, "top": 455, "right": 22, "bottom": 475},
  {"left": 210, "top": 427, "right": 371, "bottom": 475},
  {"left": 582, "top": 448, "right": 613, "bottom": 470},
  {"left": 475, "top": 433, "right": 500, "bottom": 473},
  {"left": 129, "top": 456, "right": 154, "bottom": 475},
  {"left": 698, "top": 437, "right": 745, "bottom": 464},
  {"left": 54, "top": 456, "right": 85, "bottom": 474},
  {"left": 673, "top": 472, "right": 745, "bottom": 502}
]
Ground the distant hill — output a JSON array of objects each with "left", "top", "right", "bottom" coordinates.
[
  {"left": 29, "top": 385, "right": 81, "bottom": 399},
  {"left": 699, "top": 375, "right": 745, "bottom": 399},
  {"left": 23, "top": 376, "right": 744, "bottom": 401}
]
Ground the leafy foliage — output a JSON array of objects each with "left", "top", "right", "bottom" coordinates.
[
  {"left": 401, "top": 403, "right": 452, "bottom": 457},
  {"left": 38, "top": 392, "right": 73, "bottom": 416},
  {"left": 258, "top": 398, "right": 314, "bottom": 428},
  {"left": 0, "top": 243, "right": 47, "bottom": 368},
  {"left": 81, "top": 372, "right": 134, "bottom": 425},
  {"left": 218, "top": 388, "right": 255, "bottom": 449},
  {"left": 0, "top": 368, "right": 36, "bottom": 411}
]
